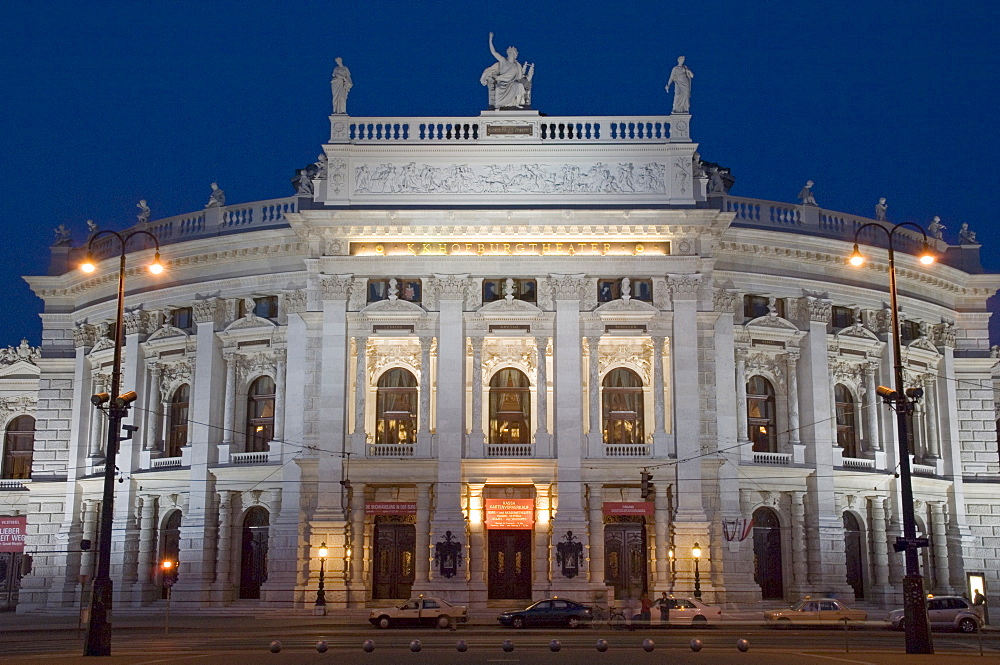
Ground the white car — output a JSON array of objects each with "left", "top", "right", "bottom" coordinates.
[
  {"left": 646, "top": 597, "right": 722, "bottom": 625},
  {"left": 369, "top": 596, "right": 468, "bottom": 629}
]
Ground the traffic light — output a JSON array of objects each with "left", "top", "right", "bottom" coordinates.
[{"left": 640, "top": 470, "right": 654, "bottom": 501}]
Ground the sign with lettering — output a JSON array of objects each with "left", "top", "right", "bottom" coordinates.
[
  {"left": 365, "top": 502, "right": 417, "bottom": 515},
  {"left": 0, "top": 515, "right": 26, "bottom": 552},
  {"left": 486, "top": 124, "right": 533, "bottom": 136},
  {"left": 602, "top": 501, "right": 654, "bottom": 516},
  {"left": 351, "top": 241, "right": 667, "bottom": 257},
  {"left": 484, "top": 498, "right": 535, "bottom": 529}
]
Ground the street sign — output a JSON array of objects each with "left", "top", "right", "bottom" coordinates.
[{"left": 893, "top": 536, "right": 929, "bottom": 552}]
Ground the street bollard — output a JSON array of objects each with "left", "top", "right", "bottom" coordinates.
[
  {"left": 502, "top": 639, "right": 514, "bottom": 652},
  {"left": 690, "top": 639, "right": 703, "bottom": 652},
  {"left": 269, "top": 640, "right": 282, "bottom": 653},
  {"left": 596, "top": 639, "right": 609, "bottom": 652},
  {"left": 456, "top": 640, "right": 468, "bottom": 652},
  {"left": 410, "top": 640, "right": 422, "bottom": 652},
  {"left": 737, "top": 639, "right": 750, "bottom": 652},
  {"left": 362, "top": 639, "right": 375, "bottom": 652},
  {"left": 642, "top": 639, "right": 654, "bottom": 652},
  {"left": 549, "top": 639, "right": 561, "bottom": 652},
  {"left": 316, "top": 640, "right": 328, "bottom": 653}
]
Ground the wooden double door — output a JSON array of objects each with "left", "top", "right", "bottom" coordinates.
[
  {"left": 373, "top": 523, "right": 415, "bottom": 599},
  {"left": 488, "top": 529, "right": 532, "bottom": 599},
  {"left": 604, "top": 523, "right": 647, "bottom": 601}
]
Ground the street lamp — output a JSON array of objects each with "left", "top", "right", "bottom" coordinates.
[
  {"left": 314, "top": 542, "right": 328, "bottom": 615},
  {"left": 82, "top": 229, "right": 163, "bottom": 657},
  {"left": 691, "top": 543, "right": 702, "bottom": 599},
  {"left": 849, "top": 222, "right": 934, "bottom": 654}
]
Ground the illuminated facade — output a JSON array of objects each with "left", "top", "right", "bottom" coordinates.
[{"left": 3, "top": 94, "right": 1000, "bottom": 614}]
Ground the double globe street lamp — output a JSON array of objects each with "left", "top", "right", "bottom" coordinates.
[
  {"left": 849, "top": 221, "right": 934, "bottom": 654},
  {"left": 81, "top": 229, "right": 163, "bottom": 657}
]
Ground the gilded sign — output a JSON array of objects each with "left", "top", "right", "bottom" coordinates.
[{"left": 351, "top": 241, "right": 667, "bottom": 257}]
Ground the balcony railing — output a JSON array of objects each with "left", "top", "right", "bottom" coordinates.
[
  {"left": 367, "top": 444, "right": 416, "bottom": 458},
  {"left": 752, "top": 451, "right": 792, "bottom": 465},
  {"left": 604, "top": 443, "right": 650, "bottom": 458},
  {"left": 486, "top": 443, "right": 533, "bottom": 458},
  {"left": 151, "top": 457, "right": 183, "bottom": 469},
  {"left": 231, "top": 451, "right": 271, "bottom": 465}
]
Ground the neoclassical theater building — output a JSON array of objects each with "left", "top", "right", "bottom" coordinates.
[{"left": 2, "top": 59, "right": 1000, "bottom": 614}]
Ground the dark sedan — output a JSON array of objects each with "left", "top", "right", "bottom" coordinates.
[{"left": 498, "top": 598, "right": 593, "bottom": 629}]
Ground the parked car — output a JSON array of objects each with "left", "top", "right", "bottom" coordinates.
[
  {"left": 765, "top": 598, "right": 867, "bottom": 627},
  {"left": 658, "top": 597, "right": 723, "bottom": 625},
  {"left": 369, "top": 596, "right": 468, "bottom": 629},
  {"left": 498, "top": 598, "right": 593, "bottom": 628},
  {"left": 888, "top": 596, "right": 982, "bottom": 633}
]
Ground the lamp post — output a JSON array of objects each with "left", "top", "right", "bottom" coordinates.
[
  {"left": 81, "top": 230, "right": 163, "bottom": 657},
  {"left": 849, "top": 222, "right": 934, "bottom": 654},
  {"left": 161, "top": 560, "right": 175, "bottom": 635},
  {"left": 691, "top": 543, "right": 702, "bottom": 599},
  {"left": 314, "top": 542, "right": 328, "bottom": 615}
]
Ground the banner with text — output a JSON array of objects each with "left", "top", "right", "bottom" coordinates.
[
  {"left": 602, "top": 501, "right": 654, "bottom": 516},
  {"left": 0, "top": 515, "right": 26, "bottom": 552},
  {"left": 365, "top": 502, "right": 417, "bottom": 515},
  {"left": 484, "top": 499, "right": 535, "bottom": 529}
]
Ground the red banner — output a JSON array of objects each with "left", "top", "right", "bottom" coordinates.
[
  {"left": 365, "top": 502, "right": 417, "bottom": 515},
  {"left": 602, "top": 501, "right": 654, "bottom": 516},
  {"left": 0, "top": 515, "right": 26, "bottom": 552},
  {"left": 484, "top": 499, "right": 535, "bottom": 529}
]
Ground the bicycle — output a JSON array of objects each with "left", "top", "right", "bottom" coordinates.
[{"left": 590, "top": 604, "right": 627, "bottom": 630}]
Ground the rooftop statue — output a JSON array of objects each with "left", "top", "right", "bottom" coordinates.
[
  {"left": 798, "top": 180, "right": 817, "bottom": 206},
  {"left": 331, "top": 57, "right": 353, "bottom": 115},
  {"left": 927, "top": 216, "right": 945, "bottom": 240},
  {"left": 87, "top": 219, "right": 99, "bottom": 236},
  {"left": 52, "top": 224, "right": 72, "bottom": 246},
  {"left": 958, "top": 221, "right": 978, "bottom": 245},
  {"left": 137, "top": 199, "right": 151, "bottom": 225},
  {"left": 665, "top": 56, "right": 693, "bottom": 114},
  {"left": 481, "top": 32, "right": 533, "bottom": 109},
  {"left": 0, "top": 338, "right": 40, "bottom": 366},
  {"left": 292, "top": 168, "right": 314, "bottom": 195},
  {"left": 875, "top": 197, "right": 887, "bottom": 221},
  {"left": 206, "top": 182, "right": 226, "bottom": 208}
]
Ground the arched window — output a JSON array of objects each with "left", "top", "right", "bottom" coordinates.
[
  {"left": 835, "top": 384, "right": 858, "bottom": 458},
  {"left": 489, "top": 369, "right": 531, "bottom": 444},
  {"left": 602, "top": 368, "right": 644, "bottom": 445},
  {"left": 747, "top": 376, "right": 776, "bottom": 453},
  {"left": 246, "top": 376, "right": 275, "bottom": 453},
  {"left": 2, "top": 415, "right": 34, "bottom": 479},
  {"left": 240, "top": 506, "right": 269, "bottom": 599},
  {"left": 160, "top": 510, "right": 181, "bottom": 598},
  {"left": 166, "top": 384, "right": 190, "bottom": 458},
  {"left": 375, "top": 369, "right": 418, "bottom": 445}
]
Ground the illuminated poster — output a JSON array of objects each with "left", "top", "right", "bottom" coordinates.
[
  {"left": 484, "top": 499, "right": 535, "bottom": 529},
  {"left": 0, "top": 515, "right": 26, "bottom": 553}
]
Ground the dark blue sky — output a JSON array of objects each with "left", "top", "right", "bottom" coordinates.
[{"left": 2, "top": 1, "right": 998, "bottom": 347}]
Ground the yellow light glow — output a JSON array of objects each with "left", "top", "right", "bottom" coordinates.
[
  {"left": 318, "top": 543, "right": 328, "bottom": 558},
  {"left": 149, "top": 251, "right": 164, "bottom": 274},
  {"left": 692, "top": 542, "right": 702, "bottom": 559},
  {"left": 345, "top": 547, "right": 352, "bottom": 559},
  {"left": 849, "top": 244, "right": 865, "bottom": 267},
  {"left": 919, "top": 244, "right": 935, "bottom": 265},
  {"left": 162, "top": 560, "right": 173, "bottom": 570},
  {"left": 80, "top": 255, "right": 97, "bottom": 273},
  {"left": 668, "top": 549, "right": 674, "bottom": 560}
]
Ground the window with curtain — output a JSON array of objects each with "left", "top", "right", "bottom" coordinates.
[
  {"left": 166, "top": 384, "right": 190, "bottom": 458},
  {"left": 246, "top": 376, "right": 275, "bottom": 453},
  {"left": 2, "top": 415, "right": 34, "bottom": 479},
  {"left": 602, "top": 368, "right": 644, "bottom": 445},
  {"left": 489, "top": 368, "right": 531, "bottom": 444},
  {"left": 834, "top": 383, "right": 858, "bottom": 458},
  {"left": 747, "top": 375, "right": 777, "bottom": 452},
  {"left": 375, "top": 368, "right": 418, "bottom": 444}
]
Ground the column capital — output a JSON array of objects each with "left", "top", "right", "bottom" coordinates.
[
  {"left": 667, "top": 273, "right": 701, "bottom": 300},
  {"left": 193, "top": 297, "right": 226, "bottom": 325},
  {"left": 320, "top": 274, "right": 354, "bottom": 300},
  {"left": 548, "top": 273, "right": 587, "bottom": 300},
  {"left": 431, "top": 273, "right": 470, "bottom": 300}
]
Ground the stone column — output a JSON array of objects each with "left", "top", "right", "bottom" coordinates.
[
  {"left": 551, "top": 275, "right": 587, "bottom": 524},
  {"left": 668, "top": 275, "right": 705, "bottom": 520},
  {"left": 652, "top": 336, "right": 666, "bottom": 437},
  {"left": 144, "top": 364, "right": 161, "bottom": 451},
  {"left": 133, "top": 495, "right": 158, "bottom": 603},
  {"left": 786, "top": 353, "right": 800, "bottom": 447},
  {"left": 418, "top": 335, "right": 432, "bottom": 445},
  {"left": 923, "top": 374, "right": 940, "bottom": 460},
  {"left": 930, "top": 501, "right": 950, "bottom": 593},
  {"left": 470, "top": 336, "right": 485, "bottom": 455},
  {"left": 88, "top": 375, "right": 106, "bottom": 460},
  {"left": 790, "top": 492, "right": 809, "bottom": 594},
  {"left": 352, "top": 336, "right": 368, "bottom": 439},
  {"left": 534, "top": 335, "right": 551, "bottom": 456},
  {"left": 80, "top": 499, "right": 100, "bottom": 580},
  {"left": 212, "top": 491, "right": 234, "bottom": 602},
  {"left": 414, "top": 483, "right": 431, "bottom": 585},
  {"left": 869, "top": 495, "right": 891, "bottom": 596},
  {"left": 273, "top": 349, "right": 287, "bottom": 444},
  {"left": 864, "top": 362, "right": 880, "bottom": 452},
  {"left": 348, "top": 485, "right": 366, "bottom": 599},
  {"left": 735, "top": 350, "right": 749, "bottom": 442},
  {"left": 314, "top": 273, "right": 351, "bottom": 521},
  {"left": 222, "top": 352, "right": 237, "bottom": 451},
  {"left": 467, "top": 483, "right": 486, "bottom": 592},
  {"left": 586, "top": 484, "right": 605, "bottom": 587},
  {"left": 587, "top": 336, "right": 601, "bottom": 452}
]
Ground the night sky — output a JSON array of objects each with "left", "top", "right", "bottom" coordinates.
[{"left": 2, "top": 1, "right": 998, "bottom": 348}]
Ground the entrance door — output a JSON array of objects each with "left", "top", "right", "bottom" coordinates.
[
  {"left": 604, "top": 523, "right": 647, "bottom": 600},
  {"left": 752, "top": 507, "right": 783, "bottom": 600},
  {"left": 372, "top": 523, "right": 416, "bottom": 599},
  {"left": 843, "top": 513, "right": 864, "bottom": 600},
  {"left": 240, "top": 507, "right": 269, "bottom": 599},
  {"left": 0, "top": 552, "right": 24, "bottom": 612},
  {"left": 488, "top": 529, "right": 532, "bottom": 599}
]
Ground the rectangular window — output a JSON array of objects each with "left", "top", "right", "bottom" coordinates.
[
  {"left": 368, "top": 279, "right": 422, "bottom": 303},
  {"left": 170, "top": 307, "right": 193, "bottom": 330},
  {"left": 483, "top": 279, "right": 537, "bottom": 303},
  {"left": 597, "top": 278, "right": 652, "bottom": 303},
  {"left": 900, "top": 320, "right": 920, "bottom": 343},
  {"left": 831, "top": 306, "right": 854, "bottom": 329},
  {"left": 743, "top": 295, "right": 784, "bottom": 319},
  {"left": 254, "top": 296, "right": 279, "bottom": 319}
]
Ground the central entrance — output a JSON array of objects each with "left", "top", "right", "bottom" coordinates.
[
  {"left": 372, "top": 522, "right": 416, "bottom": 599},
  {"left": 488, "top": 529, "right": 532, "bottom": 599},
  {"left": 604, "top": 522, "right": 647, "bottom": 600}
]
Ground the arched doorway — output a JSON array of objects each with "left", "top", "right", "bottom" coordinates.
[
  {"left": 160, "top": 511, "right": 181, "bottom": 598},
  {"left": 240, "top": 506, "right": 269, "bottom": 599},
  {"left": 843, "top": 512, "right": 864, "bottom": 599},
  {"left": 752, "top": 507, "right": 783, "bottom": 600}
]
